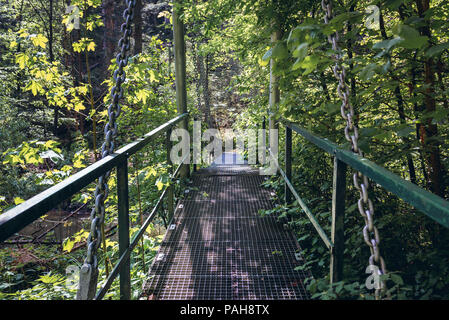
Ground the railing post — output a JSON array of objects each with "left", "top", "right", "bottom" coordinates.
[
  {"left": 285, "top": 125, "right": 292, "bottom": 204},
  {"left": 117, "top": 160, "right": 131, "bottom": 300},
  {"left": 173, "top": 1, "right": 189, "bottom": 179},
  {"left": 259, "top": 116, "right": 266, "bottom": 165},
  {"left": 268, "top": 28, "right": 281, "bottom": 148},
  {"left": 187, "top": 115, "right": 191, "bottom": 178},
  {"left": 330, "top": 157, "right": 347, "bottom": 285},
  {"left": 166, "top": 128, "right": 174, "bottom": 222},
  {"left": 193, "top": 116, "right": 198, "bottom": 173}
]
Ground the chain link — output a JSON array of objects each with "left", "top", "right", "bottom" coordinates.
[
  {"left": 321, "top": 0, "right": 387, "bottom": 298},
  {"left": 77, "top": 0, "right": 137, "bottom": 300}
]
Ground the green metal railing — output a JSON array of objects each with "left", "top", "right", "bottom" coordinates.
[
  {"left": 270, "top": 116, "right": 449, "bottom": 283},
  {"left": 0, "top": 113, "right": 189, "bottom": 299},
  {"left": 3, "top": 110, "right": 449, "bottom": 297}
]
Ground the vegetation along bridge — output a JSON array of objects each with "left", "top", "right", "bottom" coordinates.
[{"left": 1, "top": 0, "right": 449, "bottom": 301}]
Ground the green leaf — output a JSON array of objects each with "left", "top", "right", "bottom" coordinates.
[
  {"left": 14, "top": 197, "right": 25, "bottom": 205},
  {"left": 16, "top": 53, "right": 29, "bottom": 69},
  {"left": 292, "top": 43, "right": 308, "bottom": 60},
  {"left": 136, "top": 89, "right": 151, "bottom": 104},
  {"left": 156, "top": 180, "right": 165, "bottom": 191},
  {"left": 27, "top": 80, "right": 43, "bottom": 96},
  {"left": 396, "top": 124, "right": 414, "bottom": 137},
  {"left": 426, "top": 42, "right": 449, "bottom": 57},
  {"left": 44, "top": 140, "right": 59, "bottom": 149},
  {"left": 360, "top": 63, "right": 379, "bottom": 81},
  {"left": 299, "top": 55, "right": 320, "bottom": 75},
  {"left": 392, "top": 24, "right": 428, "bottom": 49},
  {"left": 31, "top": 34, "right": 48, "bottom": 48},
  {"left": 323, "top": 102, "right": 340, "bottom": 115},
  {"left": 10, "top": 40, "right": 18, "bottom": 49},
  {"left": 372, "top": 37, "right": 402, "bottom": 52},
  {"left": 87, "top": 42, "right": 96, "bottom": 52},
  {"left": 149, "top": 70, "right": 157, "bottom": 83},
  {"left": 400, "top": 35, "right": 428, "bottom": 49},
  {"left": 271, "top": 42, "right": 288, "bottom": 60},
  {"left": 291, "top": 57, "right": 303, "bottom": 71},
  {"left": 63, "top": 239, "right": 75, "bottom": 252},
  {"left": 262, "top": 48, "right": 272, "bottom": 61},
  {"left": 385, "top": 0, "right": 404, "bottom": 9},
  {"left": 74, "top": 102, "right": 86, "bottom": 112},
  {"left": 392, "top": 24, "right": 420, "bottom": 39},
  {"left": 390, "top": 273, "right": 404, "bottom": 285}
]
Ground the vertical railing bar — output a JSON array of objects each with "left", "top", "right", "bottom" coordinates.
[
  {"left": 260, "top": 116, "right": 266, "bottom": 165},
  {"left": 185, "top": 115, "right": 191, "bottom": 178},
  {"left": 166, "top": 127, "right": 174, "bottom": 223},
  {"left": 193, "top": 116, "right": 198, "bottom": 172},
  {"left": 117, "top": 159, "right": 131, "bottom": 300},
  {"left": 285, "top": 125, "right": 292, "bottom": 204},
  {"left": 330, "top": 157, "right": 347, "bottom": 285}
]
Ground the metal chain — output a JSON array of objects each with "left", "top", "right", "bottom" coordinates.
[
  {"left": 321, "top": 0, "right": 387, "bottom": 298},
  {"left": 77, "top": 0, "right": 137, "bottom": 300}
]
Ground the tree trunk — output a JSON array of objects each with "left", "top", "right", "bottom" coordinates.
[
  {"left": 347, "top": 4, "right": 356, "bottom": 108},
  {"left": 416, "top": 0, "right": 444, "bottom": 197},
  {"left": 102, "top": 0, "right": 116, "bottom": 75},
  {"left": 415, "top": 0, "right": 448, "bottom": 250},
  {"left": 379, "top": 6, "right": 417, "bottom": 184},
  {"left": 49, "top": 0, "right": 59, "bottom": 135},
  {"left": 411, "top": 54, "right": 430, "bottom": 186},
  {"left": 394, "top": 85, "right": 417, "bottom": 184},
  {"left": 134, "top": 0, "right": 143, "bottom": 55}
]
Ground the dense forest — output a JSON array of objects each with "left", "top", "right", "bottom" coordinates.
[{"left": 1, "top": 0, "right": 449, "bottom": 300}]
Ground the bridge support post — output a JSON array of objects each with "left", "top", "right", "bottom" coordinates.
[
  {"left": 258, "top": 117, "right": 266, "bottom": 166},
  {"left": 117, "top": 160, "right": 131, "bottom": 300},
  {"left": 173, "top": 0, "right": 189, "bottom": 178},
  {"left": 268, "top": 30, "right": 281, "bottom": 136},
  {"left": 166, "top": 128, "right": 174, "bottom": 222},
  {"left": 285, "top": 126, "right": 292, "bottom": 204},
  {"left": 330, "top": 157, "right": 347, "bottom": 285},
  {"left": 268, "top": 29, "right": 281, "bottom": 161},
  {"left": 193, "top": 117, "right": 198, "bottom": 172}
]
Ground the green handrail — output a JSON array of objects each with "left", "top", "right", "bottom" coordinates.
[
  {"left": 273, "top": 116, "right": 449, "bottom": 283},
  {"left": 0, "top": 113, "right": 188, "bottom": 242},
  {"left": 278, "top": 117, "right": 449, "bottom": 228},
  {"left": 0, "top": 113, "right": 189, "bottom": 300}
]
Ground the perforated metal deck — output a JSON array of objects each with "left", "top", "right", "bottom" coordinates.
[{"left": 142, "top": 159, "right": 310, "bottom": 300}]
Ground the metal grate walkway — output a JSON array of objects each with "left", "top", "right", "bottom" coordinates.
[{"left": 141, "top": 155, "right": 310, "bottom": 300}]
